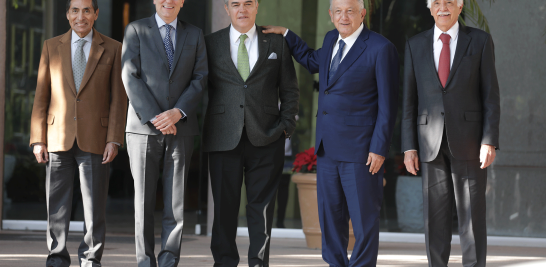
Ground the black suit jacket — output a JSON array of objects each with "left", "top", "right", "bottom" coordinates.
[
  {"left": 402, "top": 25, "right": 500, "bottom": 162},
  {"left": 202, "top": 25, "right": 299, "bottom": 152}
]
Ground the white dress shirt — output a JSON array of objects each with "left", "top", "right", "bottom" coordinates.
[
  {"left": 330, "top": 23, "right": 365, "bottom": 69},
  {"left": 230, "top": 24, "right": 259, "bottom": 72},
  {"left": 150, "top": 13, "right": 186, "bottom": 123},
  {"left": 433, "top": 21, "right": 459, "bottom": 71},
  {"left": 71, "top": 29, "right": 93, "bottom": 63},
  {"left": 155, "top": 13, "right": 178, "bottom": 49}
]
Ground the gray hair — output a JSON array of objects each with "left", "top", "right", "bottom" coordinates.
[
  {"left": 329, "top": 0, "right": 365, "bottom": 10},
  {"left": 427, "top": 0, "right": 463, "bottom": 8},
  {"left": 224, "top": 0, "right": 257, "bottom": 5}
]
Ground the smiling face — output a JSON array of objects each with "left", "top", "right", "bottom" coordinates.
[
  {"left": 66, "top": 0, "right": 99, "bottom": 38},
  {"left": 430, "top": 0, "right": 463, "bottom": 32},
  {"left": 224, "top": 0, "right": 259, "bottom": 33},
  {"left": 329, "top": 0, "right": 366, "bottom": 39},
  {"left": 154, "top": 0, "right": 184, "bottom": 24}
]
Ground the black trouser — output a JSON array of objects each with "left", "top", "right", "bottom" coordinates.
[
  {"left": 421, "top": 131, "right": 487, "bottom": 267},
  {"left": 275, "top": 173, "right": 291, "bottom": 228},
  {"left": 209, "top": 130, "right": 285, "bottom": 267}
]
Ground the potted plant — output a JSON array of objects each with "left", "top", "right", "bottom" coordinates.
[{"left": 291, "top": 147, "right": 355, "bottom": 249}]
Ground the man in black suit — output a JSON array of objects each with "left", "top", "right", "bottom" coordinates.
[
  {"left": 402, "top": 0, "right": 500, "bottom": 266},
  {"left": 203, "top": 1, "right": 299, "bottom": 266}
]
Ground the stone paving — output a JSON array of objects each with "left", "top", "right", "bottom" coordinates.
[{"left": 0, "top": 231, "right": 545, "bottom": 266}]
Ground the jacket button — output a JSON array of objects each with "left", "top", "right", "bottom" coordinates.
[
  {"left": 169, "top": 80, "right": 173, "bottom": 84},
  {"left": 244, "top": 85, "right": 248, "bottom": 88},
  {"left": 324, "top": 91, "right": 329, "bottom": 95},
  {"left": 167, "top": 96, "right": 170, "bottom": 100},
  {"left": 74, "top": 117, "right": 77, "bottom": 120},
  {"left": 240, "top": 105, "right": 244, "bottom": 108},
  {"left": 323, "top": 111, "right": 327, "bottom": 115},
  {"left": 442, "top": 91, "right": 447, "bottom": 94},
  {"left": 76, "top": 99, "right": 81, "bottom": 102},
  {"left": 441, "top": 112, "right": 444, "bottom": 116}
]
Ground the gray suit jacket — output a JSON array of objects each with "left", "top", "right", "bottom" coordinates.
[
  {"left": 203, "top": 25, "right": 299, "bottom": 152},
  {"left": 402, "top": 25, "right": 500, "bottom": 162},
  {"left": 122, "top": 15, "right": 207, "bottom": 135}
]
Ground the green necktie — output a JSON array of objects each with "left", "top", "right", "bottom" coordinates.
[{"left": 237, "top": 34, "right": 250, "bottom": 81}]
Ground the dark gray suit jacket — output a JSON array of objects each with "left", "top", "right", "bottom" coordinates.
[
  {"left": 122, "top": 15, "right": 207, "bottom": 136},
  {"left": 203, "top": 25, "right": 299, "bottom": 152},
  {"left": 402, "top": 25, "right": 500, "bottom": 162}
]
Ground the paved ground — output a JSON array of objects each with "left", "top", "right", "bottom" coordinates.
[{"left": 0, "top": 231, "right": 545, "bottom": 266}]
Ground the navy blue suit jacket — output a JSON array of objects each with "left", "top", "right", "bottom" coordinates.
[{"left": 285, "top": 26, "right": 399, "bottom": 163}]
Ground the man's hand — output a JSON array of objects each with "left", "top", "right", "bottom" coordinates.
[
  {"left": 366, "top": 152, "right": 385, "bottom": 175},
  {"left": 262, "top": 25, "right": 288, "bottom": 35},
  {"left": 480, "top": 144, "right": 496, "bottom": 169},
  {"left": 33, "top": 143, "right": 49, "bottom": 163},
  {"left": 404, "top": 150, "right": 420, "bottom": 175},
  {"left": 102, "top": 143, "right": 119, "bottom": 164},
  {"left": 153, "top": 109, "right": 182, "bottom": 135}
]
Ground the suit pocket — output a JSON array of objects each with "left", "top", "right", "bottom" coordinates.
[
  {"left": 101, "top": 118, "right": 109, "bottom": 127},
  {"left": 209, "top": 105, "right": 225, "bottom": 115},
  {"left": 47, "top": 114, "right": 55, "bottom": 125},
  {"left": 183, "top": 45, "right": 196, "bottom": 50},
  {"left": 96, "top": 64, "right": 112, "bottom": 72},
  {"left": 464, "top": 111, "right": 482, "bottom": 122},
  {"left": 417, "top": 114, "right": 428, "bottom": 125},
  {"left": 344, "top": 115, "right": 375, "bottom": 126},
  {"left": 461, "top": 54, "right": 480, "bottom": 62},
  {"left": 264, "top": 106, "right": 280, "bottom": 116}
]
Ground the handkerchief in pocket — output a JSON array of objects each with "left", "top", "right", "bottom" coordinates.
[{"left": 268, "top": 52, "right": 277, "bottom": 59}]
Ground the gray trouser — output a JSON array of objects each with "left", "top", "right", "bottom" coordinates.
[
  {"left": 126, "top": 133, "right": 194, "bottom": 267},
  {"left": 46, "top": 142, "right": 110, "bottom": 267}
]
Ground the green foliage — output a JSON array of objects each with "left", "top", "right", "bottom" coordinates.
[
  {"left": 459, "top": 0, "right": 493, "bottom": 33},
  {"left": 12, "top": 0, "right": 19, "bottom": 9},
  {"left": 363, "top": 0, "right": 383, "bottom": 28}
]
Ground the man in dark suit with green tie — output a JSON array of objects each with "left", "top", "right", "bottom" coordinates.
[{"left": 203, "top": 1, "right": 299, "bottom": 266}]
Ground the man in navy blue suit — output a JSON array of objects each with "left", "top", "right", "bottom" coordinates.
[{"left": 263, "top": 0, "right": 399, "bottom": 265}]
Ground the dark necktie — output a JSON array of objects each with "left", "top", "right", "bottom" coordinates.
[
  {"left": 328, "top": 39, "right": 346, "bottom": 85},
  {"left": 438, "top": 34, "right": 451, "bottom": 88},
  {"left": 163, "top": 25, "right": 174, "bottom": 71}
]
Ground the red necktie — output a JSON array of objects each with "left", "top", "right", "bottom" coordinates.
[{"left": 438, "top": 34, "right": 451, "bottom": 88}]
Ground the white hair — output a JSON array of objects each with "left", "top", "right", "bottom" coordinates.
[
  {"left": 329, "top": 0, "right": 365, "bottom": 10},
  {"left": 427, "top": 0, "right": 463, "bottom": 8}
]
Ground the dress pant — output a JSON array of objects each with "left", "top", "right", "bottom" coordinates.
[
  {"left": 421, "top": 132, "right": 487, "bottom": 267},
  {"left": 126, "top": 133, "right": 194, "bottom": 267},
  {"left": 209, "top": 129, "right": 285, "bottom": 267},
  {"left": 45, "top": 142, "right": 110, "bottom": 267},
  {"left": 316, "top": 145, "right": 384, "bottom": 267}
]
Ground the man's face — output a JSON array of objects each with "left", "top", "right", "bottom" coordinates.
[
  {"left": 225, "top": 0, "right": 259, "bottom": 33},
  {"left": 66, "top": 0, "right": 99, "bottom": 38},
  {"left": 329, "top": 0, "right": 366, "bottom": 39},
  {"left": 430, "top": 0, "right": 462, "bottom": 31},
  {"left": 154, "top": 0, "right": 185, "bottom": 24}
]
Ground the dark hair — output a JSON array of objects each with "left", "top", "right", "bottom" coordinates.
[{"left": 66, "top": 0, "right": 99, "bottom": 13}]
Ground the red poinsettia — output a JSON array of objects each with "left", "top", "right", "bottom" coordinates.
[{"left": 292, "top": 147, "right": 317, "bottom": 173}]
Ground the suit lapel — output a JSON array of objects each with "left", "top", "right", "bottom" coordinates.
[
  {"left": 248, "top": 26, "right": 270, "bottom": 79},
  {"left": 59, "top": 30, "right": 77, "bottom": 96},
  {"left": 148, "top": 15, "right": 171, "bottom": 73},
  {"left": 424, "top": 27, "right": 443, "bottom": 89},
  {"left": 327, "top": 26, "right": 369, "bottom": 88},
  {"left": 445, "top": 25, "right": 471, "bottom": 88},
  {"left": 77, "top": 29, "right": 104, "bottom": 96},
  {"left": 218, "top": 26, "right": 244, "bottom": 82},
  {"left": 169, "top": 20, "right": 188, "bottom": 77}
]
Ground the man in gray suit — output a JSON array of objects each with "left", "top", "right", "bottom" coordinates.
[
  {"left": 402, "top": 0, "right": 500, "bottom": 266},
  {"left": 203, "top": 1, "right": 299, "bottom": 266},
  {"left": 121, "top": 0, "right": 207, "bottom": 266}
]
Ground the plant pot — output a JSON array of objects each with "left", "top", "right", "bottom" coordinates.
[{"left": 292, "top": 172, "right": 355, "bottom": 250}]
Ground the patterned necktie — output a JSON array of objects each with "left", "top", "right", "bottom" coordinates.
[
  {"left": 328, "top": 39, "right": 346, "bottom": 84},
  {"left": 237, "top": 34, "right": 250, "bottom": 81},
  {"left": 73, "top": 39, "right": 87, "bottom": 92},
  {"left": 164, "top": 24, "right": 175, "bottom": 71},
  {"left": 438, "top": 34, "right": 451, "bottom": 88}
]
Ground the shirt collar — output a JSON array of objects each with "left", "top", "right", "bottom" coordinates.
[
  {"left": 71, "top": 29, "right": 93, "bottom": 45},
  {"left": 155, "top": 13, "right": 178, "bottom": 30},
  {"left": 336, "top": 23, "right": 364, "bottom": 46},
  {"left": 230, "top": 24, "right": 257, "bottom": 44},
  {"left": 434, "top": 21, "right": 459, "bottom": 43}
]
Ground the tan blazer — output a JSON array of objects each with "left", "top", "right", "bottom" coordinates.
[{"left": 30, "top": 29, "right": 127, "bottom": 155}]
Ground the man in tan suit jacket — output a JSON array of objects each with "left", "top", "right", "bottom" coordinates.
[{"left": 29, "top": 0, "right": 127, "bottom": 266}]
